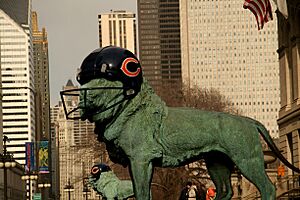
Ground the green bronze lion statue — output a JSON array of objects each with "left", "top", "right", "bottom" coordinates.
[{"left": 60, "top": 46, "right": 300, "bottom": 200}]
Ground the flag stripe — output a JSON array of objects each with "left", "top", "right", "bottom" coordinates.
[
  {"left": 246, "top": 5, "right": 261, "bottom": 29},
  {"left": 257, "top": 0, "right": 267, "bottom": 14},
  {"left": 243, "top": 0, "right": 273, "bottom": 30},
  {"left": 245, "top": 2, "right": 264, "bottom": 29},
  {"left": 250, "top": 1, "right": 264, "bottom": 24},
  {"left": 244, "top": 1, "right": 264, "bottom": 27}
]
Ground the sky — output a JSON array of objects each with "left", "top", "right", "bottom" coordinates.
[{"left": 32, "top": 0, "right": 137, "bottom": 105}]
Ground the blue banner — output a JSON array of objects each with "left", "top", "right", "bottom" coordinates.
[
  {"left": 38, "top": 141, "right": 49, "bottom": 174},
  {"left": 25, "top": 142, "right": 35, "bottom": 172}
]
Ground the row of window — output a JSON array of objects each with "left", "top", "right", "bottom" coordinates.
[
  {"left": 2, "top": 92, "right": 27, "bottom": 97},
  {"left": 1, "top": 61, "right": 27, "bottom": 65},
  {"left": 1, "top": 48, "right": 26, "bottom": 52},
  {"left": 1, "top": 42, "right": 26, "bottom": 45},
  {"left": 1, "top": 54, "right": 27, "bottom": 58},
  {"left": 2, "top": 106, "right": 27, "bottom": 109},
  {"left": 3, "top": 119, "right": 28, "bottom": 122},
  {"left": 3, "top": 112, "right": 28, "bottom": 115},
  {"left": 3, "top": 125, "right": 29, "bottom": 128},
  {"left": 2, "top": 74, "right": 27, "bottom": 77},
  {"left": 2, "top": 80, "right": 27, "bottom": 84},
  {"left": 0, "top": 35, "right": 25, "bottom": 39},
  {"left": 2, "top": 99, "right": 28, "bottom": 103}
]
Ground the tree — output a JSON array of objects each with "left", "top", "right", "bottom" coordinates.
[{"left": 156, "top": 81, "right": 238, "bottom": 113}]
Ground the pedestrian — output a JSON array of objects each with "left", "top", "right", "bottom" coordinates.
[
  {"left": 206, "top": 187, "right": 216, "bottom": 200},
  {"left": 187, "top": 181, "right": 199, "bottom": 200},
  {"left": 179, "top": 181, "right": 200, "bottom": 200}
]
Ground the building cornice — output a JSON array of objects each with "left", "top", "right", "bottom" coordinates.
[{"left": 278, "top": 103, "right": 300, "bottom": 125}]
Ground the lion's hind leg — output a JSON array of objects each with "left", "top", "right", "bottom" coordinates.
[
  {"left": 206, "top": 163, "right": 233, "bottom": 200},
  {"left": 205, "top": 152, "right": 234, "bottom": 200},
  {"left": 234, "top": 157, "right": 275, "bottom": 200}
]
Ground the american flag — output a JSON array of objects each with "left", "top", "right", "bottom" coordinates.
[{"left": 243, "top": 0, "right": 273, "bottom": 30}]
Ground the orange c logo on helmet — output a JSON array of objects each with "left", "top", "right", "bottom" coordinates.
[
  {"left": 91, "top": 166, "right": 99, "bottom": 175},
  {"left": 121, "top": 57, "right": 141, "bottom": 77}
]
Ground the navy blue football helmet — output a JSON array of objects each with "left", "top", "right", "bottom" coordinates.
[
  {"left": 60, "top": 46, "right": 143, "bottom": 120},
  {"left": 90, "top": 163, "right": 112, "bottom": 179}
]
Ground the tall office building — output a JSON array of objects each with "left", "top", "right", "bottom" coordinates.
[
  {"left": 98, "top": 10, "right": 137, "bottom": 54},
  {"left": 31, "top": 11, "right": 54, "bottom": 199},
  {"left": 180, "top": 0, "right": 280, "bottom": 137},
  {"left": 137, "top": 0, "right": 182, "bottom": 90},
  {"left": 0, "top": 0, "right": 35, "bottom": 164},
  {"left": 52, "top": 80, "right": 99, "bottom": 200},
  {"left": 31, "top": 11, "right": 50, "bottom": 141}
]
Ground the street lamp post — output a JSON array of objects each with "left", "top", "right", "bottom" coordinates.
[
  {"left": 38, "top": 182, "right": 51, "bottom": 200},
  {"left": 83, "top": 185, "right": 90, "bottom": 200},
  {"left": 82, "top": 177, "right": 91, "bottom": 200},
  {"left": 64, "top": 179, "right": 74, "bottom": 200},
  {"left": 83, "top": 186, "right": 90, "bottom": 200},
  {"left": 21, "top": 172, "right": 38, "bottom": 200},
  {"left": 0, "top": 136, "right": 17, "bottom": 200}
]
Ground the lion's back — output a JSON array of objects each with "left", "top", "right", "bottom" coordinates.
[
  {"left": 164, "top": 107, "right": 259, "bottom": 136},
  {"left": 159, "top": 107, "right": 263, "bottom": 160}
]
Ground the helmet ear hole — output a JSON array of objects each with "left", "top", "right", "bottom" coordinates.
[{"left": 125, "top": 89, "right": 135, "bottom": 96}]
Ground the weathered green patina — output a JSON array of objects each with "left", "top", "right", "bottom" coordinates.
[
  {"left": 89, "top": 170, "right": 134, "bottom": 200},
  {"left": 79, "top": 78, "right": 300, "bottom": 200}
]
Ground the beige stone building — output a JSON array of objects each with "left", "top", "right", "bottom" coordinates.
[
  {"left": 180, "top": 0, "right": 280, "bottom": 138},
  {"left": 51, "top": 80, "right": 104, "bottom": 200},
  {"left": 98, "top": 10, "right": 137, "bottom": 54},
  {"left": 276, "top": 0, "right": 300, "bottom": 198}
]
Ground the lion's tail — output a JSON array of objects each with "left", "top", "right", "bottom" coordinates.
[{"left": 257, "top": 125, "right": 300, "bottom": 173}]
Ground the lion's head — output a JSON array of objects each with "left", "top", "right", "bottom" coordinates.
[
  {"left": 60, "top": 46, "right": 144, "bottom": 122},
  {"left": 79, "top": 79, "right": 125, "bottom": 123}
]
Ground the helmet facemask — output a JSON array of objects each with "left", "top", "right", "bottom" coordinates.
[{"left": 60, "top": 79, "right": 128, "bottom": 121}]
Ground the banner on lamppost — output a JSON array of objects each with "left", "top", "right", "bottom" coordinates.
[
  {"left": 25, "top": 142, "right": 35, "bottom": 172},
  {"left": 38, "top": 141, "right": 49, "bottom": 174}
]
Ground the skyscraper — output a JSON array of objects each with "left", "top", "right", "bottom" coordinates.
[
  {"left": 0, "top": 0, "right": 35, "bottom": 164},
  {"left": 180, "top": 0, "right": 280, "bottom": 137},
  {"left": 98, "top": 10, "right": 137, "bottom": 54},
  {"left": 31, "top": 11, "right": 50, "bottom": 142},
  {"left": 137, "top": 0, "right": 182, "bottom": 90}
]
